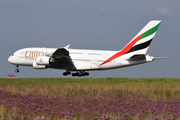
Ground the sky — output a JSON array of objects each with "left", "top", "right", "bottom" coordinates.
[{"left": 0, "top": 0, "right": 179, "bottom": 78}]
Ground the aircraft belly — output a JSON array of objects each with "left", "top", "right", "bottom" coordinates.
[
  {"left": 97, "top": 59, "right": 147, "bottom": 70},
  {"left": 74, "top": 62, "right": 91, "bottom": 70}
]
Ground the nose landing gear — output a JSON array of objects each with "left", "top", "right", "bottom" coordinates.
[{"left": 15, "top": 65, "right": 19, "bottom": 73}]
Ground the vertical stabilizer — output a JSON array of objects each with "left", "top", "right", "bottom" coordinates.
[
  {"left": 123, "top": 20, "right": 161, "bottom": 55},
  {"left": 100, "top": 20, "right": 161, "bottom": 66}
]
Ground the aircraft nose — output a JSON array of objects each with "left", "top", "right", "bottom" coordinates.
[{"left": 8, "top": 56, "right": 13, "bottom": 64}]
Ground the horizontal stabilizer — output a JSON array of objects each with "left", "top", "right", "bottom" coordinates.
[{"left": 127, "top": 54, "right": 146, "bottom": 61}]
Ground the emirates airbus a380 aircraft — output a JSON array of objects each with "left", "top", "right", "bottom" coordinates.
[{"left": 8, "top": 20, "right": 162, "bottom": 77}]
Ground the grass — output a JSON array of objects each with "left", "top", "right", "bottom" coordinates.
[
  {"left": 0, "top": 78, "right": 180, "bottom": 120},
  {"left": 1, "top": 78, "right": 180, "bottom": 100}
]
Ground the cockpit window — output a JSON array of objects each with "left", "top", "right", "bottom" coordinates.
[{"left": 12, "top": 54, "right": 14, "bottom": 56}]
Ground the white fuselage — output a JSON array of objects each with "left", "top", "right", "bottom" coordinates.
[
  {"left": 8, "top": 47, "right": 154, "bottom": 71},
  {"left": 7, "top": 20, "right": 162, "bottom": 76}
]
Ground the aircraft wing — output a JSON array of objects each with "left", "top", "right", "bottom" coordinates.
[{"left": 51, "top": 45, "right": 76, "bottom": 70}]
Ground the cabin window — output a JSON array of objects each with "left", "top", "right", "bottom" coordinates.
[
  {"left": 97, "top": 60, "right": 104, "bottom": 62},
  {"left": 88, "top": 53, "right": 102, "bottom": 55},
  {"left": 70, "top": 52, "right": 83, "bottom": 54},
  {"left": 73, "top": 59, "right": 91, "bottom": 61}
]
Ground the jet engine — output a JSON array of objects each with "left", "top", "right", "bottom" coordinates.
[
  {"left": 33, "top": 56, "right": 51, "bottom": 69},
  {"left": 36, "top": 56, "right": 50, "bottom": 65},
  {"left": 33, "top": 61, "right": 46, "bottom": 69}
]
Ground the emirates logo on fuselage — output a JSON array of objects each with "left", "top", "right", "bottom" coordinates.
[{"left": 39, "top": 58, "right": 43, "bottom": 63}]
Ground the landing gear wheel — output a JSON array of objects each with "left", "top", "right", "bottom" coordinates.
[
  {"left": 15, "top": 69, "right": 19, "bottom": 73},
  {"left": 67, "top": 71, "right": 71, "bottom": 75},
  {"left": 15, "top": 65, "right": 19, "bottom": 73},
  {"left": 63, "top": 71, "right": 71, "bottom": 76},
  {"left": 63, "top": 72, "right": 68, "bottom": 76},
  {"left": 77, "top": 72, "right": 82, "bottom": 77},
  {"left": 85, "top": 72, "right": 89, "bottom": 76},
  {"left": 72, "top": 73, "right": 77, "bottom": 76}
]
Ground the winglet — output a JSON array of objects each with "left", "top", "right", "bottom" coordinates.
[{"left": 64, "top": 44, "right": 70, "bottom": 50}]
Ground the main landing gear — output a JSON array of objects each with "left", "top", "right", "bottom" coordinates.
[
  {"left": 72, "top": 71, "right": 89, "bottom": 77},
  {"left": 63, "top": 71, "right": 89, "bottom": 77},
  {"left": 15, "top": 65, "right": 19, "bottom": 73},
  {"left": 63, "top": 71, "right": 71, "bottom": 76}
]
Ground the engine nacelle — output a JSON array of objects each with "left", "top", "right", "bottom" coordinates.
[
  {"left": 33, "top": 61, "right": 47, "bottom": 69},
  {"left": 36, "top": 56, "right": 50, "bottom": 65}
]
